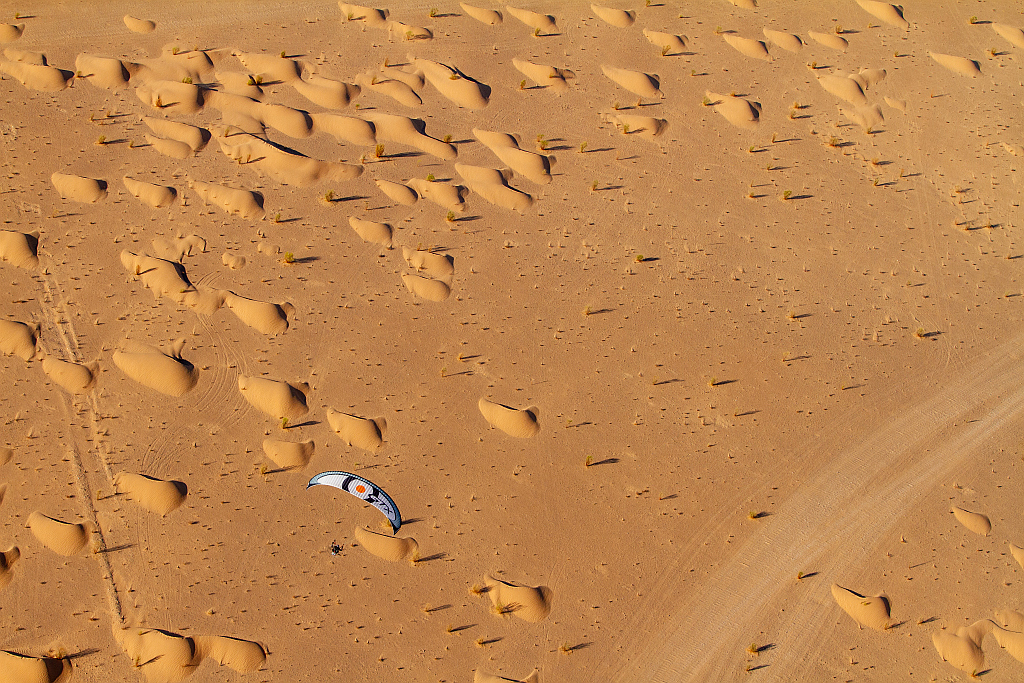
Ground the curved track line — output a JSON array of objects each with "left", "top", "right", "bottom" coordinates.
[{"left": 611, "top": 331, "right": 1024, "bottom": 682}]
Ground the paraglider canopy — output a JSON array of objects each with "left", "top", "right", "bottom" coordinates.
[{"left": 307, "top": 471, "right": 402, "bottom": 534}]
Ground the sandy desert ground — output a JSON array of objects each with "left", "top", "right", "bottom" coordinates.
[{"left": 2, "top": 0, "right": 1024, "bottom": 681}]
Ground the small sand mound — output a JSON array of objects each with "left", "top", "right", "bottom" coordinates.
[
  {"left": 727, "top": 0, "right": 756, "bottom": 7},
  {"left": 933, "top": 621, "right": 993, "bottom": 674},
  {"left": 232, "top": 50, "right": 300, "bottom": 84},
  {"left": 478, "top": 398, "right": 539, "bottom": 437},
  {"left": 763, "top": 28, "right": 803, "bottom": 52},
  {"left": 484, "top": 575, "right": 553, "bottom": 622},
  {"left": 705, "top": 91, "right": 760, "bottom": 130},
  {"left": 42, "top": 356, "right": 97, "bottom": 394},
  {"left": 28, "top": 511, "right": 88, "bottom": 556},
  {"left": 339, "top": 3, "right": 390, "bottom": 27},
  {"left": 326, "top": 409, "right": 387, "bottom": 452},
  {"left": 474, "top": 128, "right": 553, "bottom": 184},
  {"left": 854, "top": 67, "right": 887, "bottom": 88},
  {"left": 0, "top": 546, "right": 20, "bottom": 589},
  {"left": 462, "top": 3, "right": 502, "bottom": 24},
  {"left": 993, "top": 23, "right": 1024, "bottom": 49},
  {"left": 238, "top": 375, "right": 309, "bottom": 420},
  {"left": 0, "top": 24, "right": 25, "bottom": 42},
  {"left": 455, "top": 163, "right": 533, "bottom": 213},
  {"left": 995, "top": 608, "right": 1024, "bottom": 631},
  {"left": 262, "top": 439, "right": 315, "bottom": 469},
  {"left": 257, "top": 102, "right": 313, "bottom": 138},
  {"left": 120, "top": 250, "right": 195, "bottom": 304},
  {"left": 831, "top": 584, "right": 890, "bottom": 630},
  {"left": 1010, "top": 542, "right": 1024, "bottom": 568},
  {"left": 115, "top": 627, "right": 196, "bottom": 683},
  {"left": 349, "top": 217, "right": 393, "bottom": 248},
  {"left": 0, "top": 650, "right": 69, "bottom": 683},
  {"left": 123, "top": 177, "right": 177, "bottom": 208},
  {"left": 992, "top": 624, "right": 1024, "bottom": 664},
  {"left": 511, "top": 58, "right": 574, "bottom": 93},
  {"left": 855, "top": 1, "right": 908, "bottom": 29},
  {"left": 354, "top": 71, "right": 422, "bottom": 107},
  {"left": 311, "top": 113, "right": 377, "bottom": 145},
  {"left": 592, "top": 5, "right": 635, "bottom": 28},
  {"left": 124, "top": 16, "right": 156, "bottom": 33},
  {"left": 51, "top": 173, "right": 107, "bottom": 203},
  {"left": 0, "top": 230, "right": 39, "bottom": 269},
  {"left": 409, "top": 56, "right": 489, "bottom": 109},
  {"left": 196, "top": 636, "right": 265, "bottom": 673},
  {"left": 113, "top": 340, "right": 198, "bottom": 397},
  {"left": 375, "top": 178, "right": 419, "bottom": 206},
  {"left": 401, "top": 273, "right": 452, "bottom": 302},
  {"left": 215, "top": 131, "right": 361, "bottom": 186},
  {"left": 643, "top": 30, "right": 687, "bottom": 56},
  {"left": 389, "top": 21, "right": 433, "bottom": 41},
  {"left": 142, "top": 117, "right": 209, "bottom": 151},
  {"left": 354, "top": 525, "right": 417, "bottom": 561},
  {"left": 4, "top": 48, "right": 45, "bottom": 65},
  {"left": 224, "top": 293, "right": 292, "bottom": 334},
  {"left": 292, "top": 74, "right": 359, "bottom": 109},
  {"left": 367, "top": 113, "right": 457, "bottom": 160},
  {"left": 151, "top": 234, "right": 206, "bottom": 262},
  {"left": 114, "top": 472, "right": 187, "bottom": 516},
  {"left": 952, "top": 506, "right": 991, "bottom": 535},
  {"left": 407, "top": 178, "right": 467, "bottom": 212},
  {"left": 840, "top": 103, "right": 883, "bottom": 132},
  {"left": 403, "top": 247, "right": 454, "bottom": 284},
  {"left": 0, "top": 320, "right": 38, "bottom": 361},
  {"left": 808, "top": 31, "right": 849, "bottom": 52},
  {"left": 475, "top": 669, "right": 539, "bottom": 683},
  {"left": 603, "top": 112, "right": 669, "bottom": 140},
  {"left": 136, "top": 80, "right": 204, "bottom": 114},
  {"left": 0, "top": 60, "right": 72, "bottom": 91},
  {"left": 723, "top": 34, "right": 771, "bottom": 61},
  {"left": 146, "top": 135, "right": 194, "bottom": 159},
  {"left": 883, "top": 95, "right": 906, "bottom": 112},
  {"left": 0, "top": 447, "right": 10, "bottom": 466},
  {"left": 929, "top": 51, "right": 980, "bottom": 76},
  {"left": 817, "top": 73, "right": 867, "bottom": 105},
  {"left": 505, "top": 6, "right": 556, "bottom": 32},
  {"left": 222, "top": 253, "right": 245, "bottom": 270},
  {"left": 189, "top": 181, "right": 264, "bottom": 220},
  {"left": 600, "top": 65, "right": 662, "bottom": 99},
  {"left": 75, "top": 54, "right": 132, "bottom": 88}
]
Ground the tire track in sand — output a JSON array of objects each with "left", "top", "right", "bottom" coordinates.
[{"left": 610, "top": 331, "right": 1024, "bottom": 682}]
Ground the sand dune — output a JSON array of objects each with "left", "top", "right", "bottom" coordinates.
[
  {"left": 223, "top": 293, "right": 292, "bottom": 334},
  {"left": 326, "top": 408, "right": 387, "bottom": 452},
  {"left": 195, "top": 636, "right": 266, "bottom": 673},
  {"left": 995, "top": 608, "right": 1024, "bottom": 631},
  {"left": 478, "top": 397, "right": 539, "bottom": 437},
  {"left": 933, "top": 620, "right": 993, "bottom": 674},
  {"left": 151, "top": 234, "right": 206, "bottom": 262},
  {"left": 27, "top": 511, "right": 88, "bottom": 556},
  {"left": 120, "top": 250, "right": 200, "bottom": 307},
  {"left": 189, "top": 180, "right": 265, "bottom": 220},
  {"left": 855, "top": 0, "right": 909, "bottom": 30},
  {"left": 402, "top": 247, "right": 454, "bottom": 284},
  {"left": 51, "top": 173, "right": 107, "bottom": 203},
  {"left": 375, "top": 178, "right": 419, "bottom": 206},
  {"left": 993, "top": 23, "right": 1024, "bottom": 49},
  {"left": 511, "top": 58, "right": 574, "bottom": 93},
  {"left": 642, "top": 29, "right": 687, "bottom": 56},
  {"left": 215, "top": 71, "right": 264, "bottom": 99},
  {"left": 367, "top": 113, "right": 457, "bottom": 160},
  {"left": 505, "top": 6, "right": 557, "bottom": 33},
  {"left": 142, "top": 117, "right": 209, "bottom": 152},
  {"left": 854, "top": 67, "right": 887, "bottom": 89},
  {"left": 929, "top": 51, "right": 980, "bottom": 76},
  {"left": 114, "top": 472, "right": 187, "bottom": 516},
  {"left": 592, "top": 5, "right": 634, "bottom": 28},
  {"left": 135, "top": 80, "right": 204, "bottom": 115},
  {"left": 0, "top": 650, "right": 69, "bottom": 683},
  {"left": 354, "top": 525, "right": 418, "bottom": 561},
  {"left": 473, "top": 128, "right": 553, "bottom": 184},
  {"left": 258, "top": 103, "right": 314, "bottom": 138},
  {"left": 723, "top": 34, "right": 771, "bottom": 61},
  {"left": 75, "top": 54, "right": 132, "bottom": 89},
  {"left": 0, "top": 229, "right": 39, "bottom": 269},
  {"left": 883, "top": 95, "right": 906, "bottom": 112},
  {"left": 221, "top": 252, "right": 245, "bottom": 269},
  {"left": 114, "top": 627, "right": 196, "bottom": 683},
  {"left": 991, "top": 623, "right": 1024, "bottom": 663},
  {"left": 461, "top": 3, "right": 503, "bottom": 25},
  {"left": 952, "top": 506, "right": 991, "bottom": 535},
  {"left": 145, "top": 134, "right": 194, "bottom": 159},
  {"left": 401, "top": 273, "right": 452, "bottom": 302},
  {"left": 232, "top": 50, "right": 301, "bottom": 84},
  {"left": 112, "top": 340, "right": 199, "bottom": 397},
  {"left": 409, "top": 56, "right": 489, "bottom": 109},
  {"left": 354, "top": 72, "right": 422, "bottom": 107},
  {"left": 839, "top": 104, "right": 883, "bottom": 132},
  {"left": 41, "top": 356, "right": 98, "bottom": 394},
  {"left": 0, "top": 60, "right": 72, "bottom": 91},
  {"left": 124, "top": 15, "right": 157, "bottom": 33},
  {"left": 1010, "top": 542, "right": 1024, "bottom": 568},
  {"left": 389, "top": 21, "right": 433, "bottom": 41},
  {"left": 808, "top": 31, "right": 849, "bottom": 52},
  {"left": 407, "top": 178, "right": 467, "bottom": 212},
  {"left": 0, "top": 320, "right": 39, "bottom": 361},
  {"left": 378, "top": 66, "right": 426, "bottom": 90},
  {"left": 600, "top": 65, "right": 663, "bottom": 99},
  {"left": 238, "top": 375, "right": 309, "bottom": 420},
  {"left": 705, "top": 91, "right": 760, "bottom": 130},
  {"left": 4, "top": 48, "right": 46, "bottom": 65},
  {"left": 338, "top": 3, "right": 391, "bottom": 27},
  {"left": 123, "top": 177, "right": 177, "bottom": 208},
  {"left": 455, "top": 163, "right": 533, "bottom": 213},
  {"left": 215, "top": 130, "right": 362, "bottom": 186},
  {"left": 0, "top": 24, "right": 25, "bottom": 42},
  {"left": 475, "top": 669, "right": 539, "bottom": 683},
  {"left": 262, "top": 438, "right": 315, "bottom": 469},
  {"left": 603, "top": 112, "right": 669, "bottom": 140},
  {"left": 0, "top": 447, "right": 9, "bottom": 467},
  {"left": 830, "top": 584, "right": 890, "bottom": 631},
  {"left": 484, "top": 575, "right": 552, "bottom": 622},
  {"left": 762, "top": 28, "right": 803, "bottom": 53},
  {"left": 0, "top": 546, "right": 19, "bottom": 590},
  {"left": 349, "top": 216, "right": 394, "bottom": 248},
  {"left": 292, "top": 73, "right": 360, "bottom": 109},
  {"left": 310, "top": 113, "right": 377, "bottom": 145},
  {"left": 817, "top": 73, "right": 867, "bottom": 105}
]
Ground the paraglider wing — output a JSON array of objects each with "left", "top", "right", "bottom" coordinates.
[{"left": 307, "top": 471, "right": 402, "bottom": 533}]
